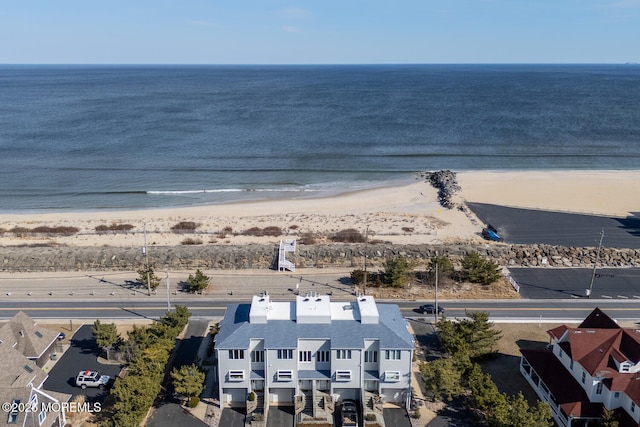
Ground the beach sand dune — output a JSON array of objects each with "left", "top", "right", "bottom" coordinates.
[{"left": 0, "top": 171, "right": 637, "bottom": 248}]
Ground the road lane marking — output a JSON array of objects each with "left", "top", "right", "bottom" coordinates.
[{"left": 0, "top": 306, "right": 228, "bottom": 311}]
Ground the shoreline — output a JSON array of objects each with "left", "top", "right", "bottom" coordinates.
[{"left": 0, "top": 170, "right": 638, "bottom": 248}]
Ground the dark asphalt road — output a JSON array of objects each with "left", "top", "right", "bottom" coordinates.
[
  {"left": 467, "top": 202, "right": 640, "bottom": 248},
  {"left": 43, "top": 325, "right": 121, "bottom": 401}
]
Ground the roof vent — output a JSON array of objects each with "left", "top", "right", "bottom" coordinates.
[{"left": 19, "top": 331, "right": 24, "bottom": 337}]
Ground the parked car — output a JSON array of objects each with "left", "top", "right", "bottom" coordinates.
[
  {"left": 419, "top": 304, "right": 445, "bottom": 315},
  {"left": 341, "top": 399, "right": 359, "bottom": 427},
  {"left": 75, "top": 370, "right": 110, "bottom": 389},
  {"left": 482, "top": 224, "right": 502, "bottom": 241}
]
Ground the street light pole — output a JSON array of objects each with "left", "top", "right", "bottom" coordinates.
[
  {"left": 363, "top": 226, "right": 369, "bottom": 295},
  {"left": 587, "top": 229, "right": 605, "bottom": 299}
]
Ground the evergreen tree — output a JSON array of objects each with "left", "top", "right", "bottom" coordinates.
[
  {"left": 466, "top": 364, "right": 508, "bottom": 416},
  {"left": 426, "top": 255, "right": 455, "bottom": 282},
  {"left": 186, "top": 269, "right": 210, "bottom": 293},
  {"left": 457, "top": 311, "right": 503, "bottom": 358},
  {"left": 461, "top": 252, "right": 502, "bottom": 285},
  {"left": 171, "top": 363, "right": 206, "bottom": 400},
  {"left": 419, "top": 358, "right": 464, "bottom": 401},
  {"left": 92, "top": 319, "right": 121, "bottom": 350},
  {"left": 137, "top": 265, "right": 161, "bottom": 291},
  {"left": 381, "top": 256, "right": 415, "bottom": 288}
]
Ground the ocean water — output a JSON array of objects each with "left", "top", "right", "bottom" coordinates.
[{"left": 0, "top": 64, "right": 639, "bottom": 212}]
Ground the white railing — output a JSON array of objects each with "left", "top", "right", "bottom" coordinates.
[
  {"left": 502, "top": 267, "right": 520, "bottom": 293},
  {"left": 278, "top": 239, "right": 297, "bottom": 272}
]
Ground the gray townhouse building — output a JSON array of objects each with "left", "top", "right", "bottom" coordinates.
[{"left": 215, "top": 292, "right": 414, "bottom": 417}]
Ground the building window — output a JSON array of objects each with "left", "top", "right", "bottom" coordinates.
[
  {"left": 558, "top": 347, "right": 562, "bottom": 358},
  {"left": 570, "top": 360, "right": 574, "bottom": 370},
  {"left": 632, "top": 402, "right": 636, "bottom": 413},
  {"left": 385, "top": 350, "right": 401, "bottom": 360},
  {"left": 384, "top": 371, "right": 400, "bottom": 382},
  {"left": 277, "top": 349, "right": 293, "bottom": 359},
  {"left": 596, "top": 382, "right": 603, "bottom": 395},
  {"left": 337, "top": 350, "right": 352, "bottom": 360},
  {"left": 316, "top": 350, "right": 330, "bottom": 362},
  {"left": 251, "top": 350, "right": 264, "bottom": 363},
  {"left": 38, "top": 410, "right": 46, "bottom": 425},
  {"left": 365, "top": 350, "right": 378, "bottom": 363},
  {"left": 581, "top": 371, "right": 586, "bottom": 384},
  {"left": 299, "top": 351, "right": 312, "bottom": 362},
  {"left": 229, "top": 349, "right": 245, "bottom": 360},
  {"left": 615, "top": 392, "right": 620, "bottom": 398},
  {"left": 336, "top": 370, "right": 351, "bottom": 381},
  {"left": 7, "top": 400, "right": 20, "bottom": 424},
  {"left": 228, "top": 370, "right": 245, "bottom": 381},
  {"left": 277, "top": 370, "right": 293, "bottom": 381},
  {"left": 621, "top": 364, "right": 630, "bottom": 372}
]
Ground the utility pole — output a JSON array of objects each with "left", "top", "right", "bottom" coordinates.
[
  {"left": 363, "top": 226, "right": 369, "bottom": 295},
  {"left": 434, "top": 251, "right": 439, "bottom": 324},
  {"left": 587, "top": 229, "right": 604, "bottom": 299},
  {"left": 143, "top": 223, "right": 151, "bottom": 296},
  {"left": 166, "top": 270, "right": 171, "bottom": 311}
]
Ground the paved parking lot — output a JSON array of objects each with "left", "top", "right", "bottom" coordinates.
[
  {"left": 467, "top": 202, "right": 640, "bottom": 248},
  {"left": 43, "top": 325, "right": 121, "bottom": 402},
  {"left": 510, "top": 267, "right": 640, "bottom": 299}
]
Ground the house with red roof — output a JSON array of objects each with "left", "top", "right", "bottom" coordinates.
[{"left": 520, "top": 308, "right": 640, "bottom": 427}]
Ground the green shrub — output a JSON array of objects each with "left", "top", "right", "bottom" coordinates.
[
  {"left": 248, "top": 391, "right": 256, "bottom": 401},
  {"left": 187, "top": 396, "right": 199, "bottom": 408}
]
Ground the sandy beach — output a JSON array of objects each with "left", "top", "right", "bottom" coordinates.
[{"left": 0, "top": 170, "right": 638, "bottom": 248}]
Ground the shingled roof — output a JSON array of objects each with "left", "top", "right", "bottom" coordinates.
[
  {"left": 0, "top": 311, "right": 59, "bottom": 359},
  {"left": 548, "top": 308, "right": 640, "bottom": 406}
]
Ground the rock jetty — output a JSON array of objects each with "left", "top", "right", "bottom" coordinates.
[{"left": 419, "top": 170, "right": 461, "bottom": 208}]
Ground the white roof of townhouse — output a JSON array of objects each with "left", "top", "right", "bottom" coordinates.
[{"left": 217, "top": 294, "right": 413, "bottom": 351}]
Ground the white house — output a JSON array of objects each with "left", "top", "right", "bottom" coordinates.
[
  {"left": 215, "top": 293, "right": 414, "bottom": 420},
  {"left": 521, "top": 308, "right": 640, "bottom": 427}
]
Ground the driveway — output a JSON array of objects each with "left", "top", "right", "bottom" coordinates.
[
  {"left": 43, "top": 325, "right": 121, "bottom": 402},
  {"left": 219, "top": 407, "right": 246, "bottom": 427},
  {"left": 383, "top": 407, "right": 411, "bottom": 427},
  {"left": 267, "top": 405, "right": 294, "bottom": 427},
  {"left": 146, "top": 403, "right": 207, "bottom": 427}
]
